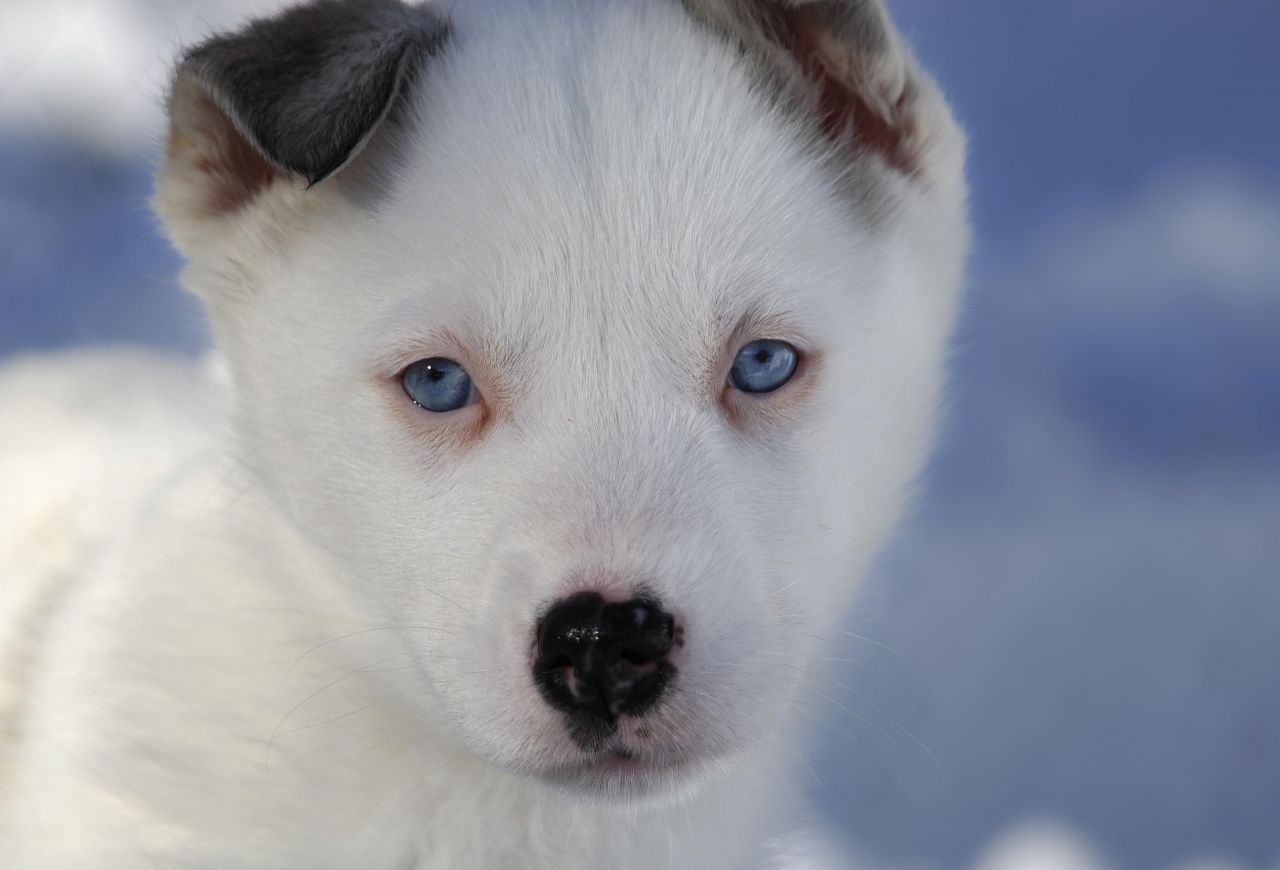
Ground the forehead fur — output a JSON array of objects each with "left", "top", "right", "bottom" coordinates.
[{"left": 299, "top": 0, "right": 895, "bottom": 354}]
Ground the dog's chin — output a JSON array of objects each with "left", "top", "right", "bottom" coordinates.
[{"left": 529, "top": 743, "right": 730, "bottom": 807}]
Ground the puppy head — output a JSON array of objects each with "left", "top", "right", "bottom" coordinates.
[{"left": 156, "top": 0, "right": 967, "bottom": 802}]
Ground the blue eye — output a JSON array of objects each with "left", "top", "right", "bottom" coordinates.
[
  {"left": 729, "top": 339, "right": 799, "bottom": 394},
  {"left": 401, "top": 357, "right": 474, "bottom": 412}
]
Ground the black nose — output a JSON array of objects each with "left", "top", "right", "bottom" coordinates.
[{"left": 533, "top": 592, "right": 677, "bottom": 730}]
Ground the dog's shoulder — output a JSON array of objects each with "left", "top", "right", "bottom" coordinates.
[
  {"left": 0, "top": 347, "right": 215, "bottom": 636},
  {"left": 0, "top": 349, "right": 216, "bottom": 801},
  {"left": 0, "top": 350, "right": 427, "bottom": 865}
]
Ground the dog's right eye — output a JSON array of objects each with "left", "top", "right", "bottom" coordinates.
[
  {"left": 401, "top": 358, "right": 475, "bottom": 412},
  {"left": 728, "top": 340, "right": 799, "bottom": 394}
]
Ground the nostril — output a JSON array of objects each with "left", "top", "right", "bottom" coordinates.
[{"left": 618, "top": 649, "right": 655, "bottom": 666}]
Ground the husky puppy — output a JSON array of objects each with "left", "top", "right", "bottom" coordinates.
[{"left": 0, "top": 0, "right": 967, "bottom": 866}]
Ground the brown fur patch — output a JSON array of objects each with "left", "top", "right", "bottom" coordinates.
[
  {"left": 770, "top": 5, "right": 919, "bottom": 175},
  {"left": 167, "top": 79, "right": 284, "bottom": 216}
]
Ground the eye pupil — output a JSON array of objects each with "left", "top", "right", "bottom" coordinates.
[
  {"left": 729, "top": 339, "right": 799, "bottom": 395},
  {"left": 402, "top": 357, "right": 474, "bottom": 412}
]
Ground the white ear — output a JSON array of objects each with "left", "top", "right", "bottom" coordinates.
[
  {"left": 684, "top": 0, "right": 961, "bottom": 181},
  {"left": 154, "top": 0, "right": 449, "bottom": 258}
]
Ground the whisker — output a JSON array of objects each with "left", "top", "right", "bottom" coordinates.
[
  {"left": 266, "top": 652, "right": 411, "bottom": 770},
  {"left": 278, "top": 684, "right": 436, "bottom": 737},
  {"left": 833, "top": 679, "right": 943, "bottom": 779},
  {"left": 284, "top": 624, "right": 458, "bottom": 680},
  {"left": 803, "top": 629, "right": 911, "bottom": 663}
]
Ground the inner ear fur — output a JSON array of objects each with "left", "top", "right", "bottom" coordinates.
[
  {"left": 166, "top": 74, "right": 283, "bottom": 216},
  {"left": 685, "top": 0, "right": 944, "bottom": 177}
]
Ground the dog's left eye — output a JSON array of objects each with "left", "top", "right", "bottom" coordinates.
[
  {"left": 729, "top": 340, "right": 799, "bottom": 394},
  {"left": 401, "top": 357, "right": 475, "bottom": 412}
]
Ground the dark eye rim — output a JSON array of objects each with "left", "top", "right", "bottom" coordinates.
[
  {"left": 400, "top": 356, "right": 477, "bottom": 413},
  {"left": 727, "top": 338, "right": 802, "bottom": 395}
]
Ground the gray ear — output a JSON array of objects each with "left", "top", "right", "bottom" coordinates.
[
  {"left": 163, "top": 0, "right": 448, "bottom": 217},
  {"left": 684, "top": 0, "right": 955, "bottom": 178}
]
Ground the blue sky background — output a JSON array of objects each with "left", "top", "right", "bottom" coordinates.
[{"left": 2, "top": 2, "right": 1278, "bottom": 867}]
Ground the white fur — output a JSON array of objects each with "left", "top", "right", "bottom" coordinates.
[{"left": 0, "top": 0, "right": 967, "bottom": 866}]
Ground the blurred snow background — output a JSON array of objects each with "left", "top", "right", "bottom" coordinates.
[{"left": 2, "top": 1, "right": 1278, "bottom": 867}]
